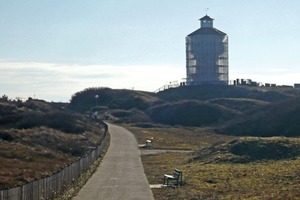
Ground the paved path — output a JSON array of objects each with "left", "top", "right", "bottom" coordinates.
[{"left": 73, "top": 123, "right": 154, "bottom": 200}]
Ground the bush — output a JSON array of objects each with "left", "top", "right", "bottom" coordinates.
[
  {"left": 46, "top": 111, "right": 86, "bottom": 133},
  {"left": 0, "top": 131, "right": 14, "bottom": 141},
  {"left": 18, "top": 112, "right": 45, "bottom": 129},
  {"left": 193, "top": 138, "right": 300, "bottom": 163},
  {"left": 0, "top": 114, "right": 22, "bottom": 124},
  {"left": 157, "top": 85, "right": 291, "bottom": 102},
  {"left": 18, "top": 111, "right": 86, "bottom": 134},
  {"left": 69, "top": 87, "right": 158, "bottom": 113},
  {"left": 229, "top": 139, "right": 300, "bottom": 161},
  {"left": 218, "top": 97, "right": 300, "bottom": 137},
  {"left": 147, "top": 100, "right": 236, "bottom": 126},
  {"left": 110, "top": 109, "right": 151, "bottom": 123},
  {"left": 111, "top": 110, "right": 130, "bottom": 118},
  {"left": 0, "top": 102, "right": 17, "bottom": 115}
]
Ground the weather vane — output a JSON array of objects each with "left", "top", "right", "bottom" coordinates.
[{"left": 205, "top": 8, "right": 209, "bottom": 15}]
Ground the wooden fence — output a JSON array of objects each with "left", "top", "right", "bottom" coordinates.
[{"left": 0, "top": 123, "right": 109, "bottom": 200}]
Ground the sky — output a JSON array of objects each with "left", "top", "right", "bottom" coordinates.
[{"left": 1, "top": 0, "right": 300, "bottom": 102}]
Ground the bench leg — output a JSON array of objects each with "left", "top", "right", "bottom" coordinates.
[
  {"left": 164, "top": 177, "right": 170, "bottom": 186},
  {"left": 164, "top": 176, "right": 182, "bottom": 187},
  {"left": 164, "top": 176, "right": 170, "bottom": 186}
]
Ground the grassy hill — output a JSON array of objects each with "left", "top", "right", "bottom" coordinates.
[
  {"left": 217, "top": 97, "right": 300, "bottom": 137},
  {"left": 2, "top": 85, "right": 300, "bottom": 198},
  {"left": 207, "top": 98, "right": 268, "bottom": 113},
  {"left": 193, "top": 137, "right": 300, "bottom": 163},
  {"left": 68, "top": 85, "right": 300, "bottom": 137},
  {"left": 0, "top": 98, "right": 106, "bottom": 189},
  {"left": 68, "top": 87, "right": 161, "bottom": 113},
  {"left": 146, "top": 100, "right": 237, "bottom": 126},
  {"left": 157, "top": 85, "right": 296, "bottom": 102},
  {"left": 134, "top": 125, "right": 300, "bottom": 199}
]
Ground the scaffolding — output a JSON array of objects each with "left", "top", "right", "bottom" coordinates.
[{"left": 186, "top": 15, "right": 228, "bottom": 85}]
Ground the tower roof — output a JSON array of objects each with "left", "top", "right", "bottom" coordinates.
[
  {"left": 187, "top": 27, "right": 226, "bottom": 36},
  {"left": 199, "top": 15, "right": 214, "bottom": 21}
]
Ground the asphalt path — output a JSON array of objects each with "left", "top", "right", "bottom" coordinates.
[{"left": 73, "top": 123, "right": 154, "bottom": 200}]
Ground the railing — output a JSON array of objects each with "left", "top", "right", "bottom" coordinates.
[
  {"left": 0, "top": 122, "right": 109, "bottom": 200},
  {"left": 155, "top": 81, "right": 182, "bottom": 93}
]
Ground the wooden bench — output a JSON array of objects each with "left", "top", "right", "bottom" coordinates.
[
  {"left": 145, "top": 137, "right": 153, "bottom": 147},
  {"left": 163, "top": 168, "right": 182, "bottom": 187}
]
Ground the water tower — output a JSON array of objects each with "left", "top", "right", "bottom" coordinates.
[{"left": 186, "top": 15, "right": 228, "bottom": 85}]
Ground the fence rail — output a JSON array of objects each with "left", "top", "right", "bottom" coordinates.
[{"left": 0, "top": 122, "right": 109, "bottom": 200}]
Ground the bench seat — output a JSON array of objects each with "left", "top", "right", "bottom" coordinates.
[{"left": 163, "top": 169, "right": 182, "bottom": 187}]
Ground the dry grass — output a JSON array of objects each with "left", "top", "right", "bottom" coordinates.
[
  {"left": 126, "top": 125, "right": 235, "bottom": 150},
  {"left": 0, "top": 140, "right": 73, "bottom": 188},
  {"left": 0, "top": 124, "right": 105, "bottom": 189},
  {"left": 128, "top": 125, "right": 300, "bottom": 200},
  {"left": 0, "top": 99, "right": 106, "bottom": 189},
  {"left": 53, "top": 135, "right": 110, "bottom": 200},
  {"left": 144, "top": 154, "right": 300, "bottom": 200}
]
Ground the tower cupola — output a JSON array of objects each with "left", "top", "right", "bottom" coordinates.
[{"left": 200, "top": 15, "right": 214, "bottom": 28}]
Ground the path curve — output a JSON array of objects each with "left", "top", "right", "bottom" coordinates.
[{"left": 73, "top": 123, "right": 154, "bottom": 200}]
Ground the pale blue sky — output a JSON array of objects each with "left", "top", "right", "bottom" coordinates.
[{"left": 1, "top": 0, "right": 300, "bottom": 101}]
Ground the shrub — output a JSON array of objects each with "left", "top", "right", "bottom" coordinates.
[
  {"left": 110, "top": 109, "right": 151, "bottom": 123},
  {"left": 18, "top": 111, "right": 86, "bottom": 134},
  {"left": 193, "top": 137, "right": 300, "bottom": 163},
  {"left": 0, "top": 102, "right": 17, "bottom": 115},
  {"left": 0, "top": 114, "right": 22, "bottom": 124},
  {"left": 218, "top": 97, "right": 300, "bottom": 137},
  {"left": 111, "top": 110, "right": 130, "bottom": 118},
  {"left": 229, "top": 138, "right": 300, "bottom": 161},
  {"left": 147, "top": 100, "right": 236, "bottom": 126},
  {"left": 69, "top": 87, "right": 158, "bottom": 113},
  {"left": 0, "top": 131, "right": 14, "bottom": 141},
  {"left": 18, "top": 112, "right": 45, "bottom": 129}
]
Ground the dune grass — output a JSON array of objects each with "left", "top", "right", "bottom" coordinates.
[
  {"left": 0, "top": 99, "right": 106, "bottom": 189},
  {"left": 144, "top": 153, "right": 300, "bottom": 200},
  {"left": 126, "top": 125, "right": 235, "bottom": 150},
  {"left": 129, "top": 125, "right": 300, "bottom": 199}
]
